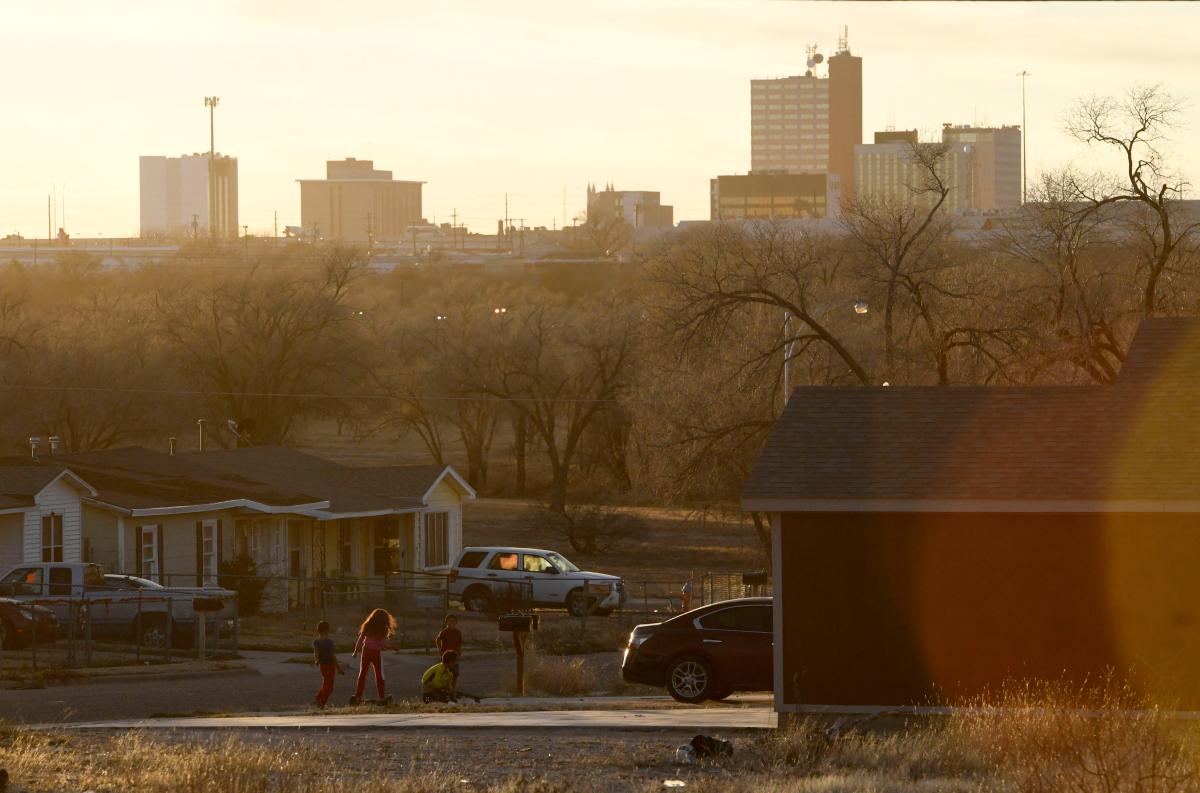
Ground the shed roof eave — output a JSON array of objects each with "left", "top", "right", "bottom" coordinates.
[{"left": 741, "top": 498, "right": 1200, "bottom": 514}]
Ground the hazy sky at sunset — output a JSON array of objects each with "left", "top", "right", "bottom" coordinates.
[{"left": 2, "top": 1, "right": 1198, "bottom": 237}]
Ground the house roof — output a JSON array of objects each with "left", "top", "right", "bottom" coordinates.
[
  {"left": 183, "top": 446, "right": 472, "bottom": 516},
  {"left": 51, "top": 447, "right": 327, "bottom": 515},
  {"left": 742, "top": 317, "right": 1200, "bottom": 512},
  {"left": 0, "top": 466, "right": 82, "bottom": 511}
]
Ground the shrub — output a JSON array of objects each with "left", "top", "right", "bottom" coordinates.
[
  {"left": 525, "top": 501, "right": 647, "bottom": 554},
  {"left": 218, "top": 553, "right": 269, "bottom": 616},
  {"left": 524, "top": 654, "right": 597, "bottom": 697}
]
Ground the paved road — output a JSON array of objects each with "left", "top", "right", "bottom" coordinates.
[
  {"left": 58, "top": 706, "right": 776, "bottom": 731},
  {"left": 6, "top": 649, "right": 521, "bottom": 725}
]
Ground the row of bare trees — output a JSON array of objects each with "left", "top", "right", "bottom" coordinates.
[{"left": 0, "top": 85, "right": 1195, "bottom": 521}]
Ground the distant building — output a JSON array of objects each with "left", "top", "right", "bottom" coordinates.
[
  {"left": 710, "top": 172, "right": 841, "bottom": 221},
  {"left": 585, "top": 184, "right": 673, "bottom": 228},
  {"left": 874, "top": 129, "right": 918, "bottom": 145},
  {"left": 941, "top": 125, "right": 1021, "bottom": 211},
  {"left": 854, "top": 137, "right": 974, "bottom": 214},
  {"left": 298, "top": 158, "right": 423, "bottom": 242},
  {"left": 750, "top": 40, "right": 862, "bottom": 205},
  {"left": 139, "top": 153, "right": 239, "bottom": 239}
]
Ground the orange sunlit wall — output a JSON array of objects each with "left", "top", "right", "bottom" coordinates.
[{"left": 779, "top": 511, "right": 1200, "bottom": 708}]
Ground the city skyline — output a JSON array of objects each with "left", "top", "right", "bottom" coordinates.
[{"left": 2, "top": 0, "right": 1199, "bottom": 238}]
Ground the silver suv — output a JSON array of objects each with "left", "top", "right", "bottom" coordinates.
[{"left": 448, "top": 546, "right": 626, "bottom": 617}]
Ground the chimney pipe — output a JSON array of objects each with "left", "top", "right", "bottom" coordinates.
[
  {"left": 48, "top": 435, "right": 62, "bottom": 455},
  {"left": 29, "top": 436, "right": 40, "bottom": 460},
  {"left": 169, "top": 437, "right": 177, "bottom": 456}
]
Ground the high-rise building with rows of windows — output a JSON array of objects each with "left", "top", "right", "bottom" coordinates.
[{"left": 749, "top": 42, "right": 862, "bottom": 206}]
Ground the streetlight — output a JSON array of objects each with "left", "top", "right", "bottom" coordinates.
[
  {"left": 493, "top": 307, "right": 507, "bottom": 315},
  {"left": 853, "top": 299, "right": 869, "bottom": 314},
  {"left": 204, "top": 96, "right": 220, "bottom": 156},
  {"left": 436, "top": 314, "right": 448, "bottom": 321}
]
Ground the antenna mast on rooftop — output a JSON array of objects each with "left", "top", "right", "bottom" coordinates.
[
  {"left": 204, "top": 96, "right": 220, "bottom": 156},
  {"left": 838, "top": 25, "right": 849, "bottom": 54}
]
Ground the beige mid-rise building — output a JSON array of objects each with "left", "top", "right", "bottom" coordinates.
[
  {"left": 854, "top": 139, "right": 973, "bottom": 214},
  {"left": 298, "top": 158, "right": 423, "bottom": 242},
  {"left": 941, "top": 125, "right": 1021, "bottom": 211},
  {"left": 140, "top": 153, "right": 239, "bottom": 239}
]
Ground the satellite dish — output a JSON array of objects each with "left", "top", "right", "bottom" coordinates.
[
  {"left": 806, "top": 58, "right": 816, "bottom": 69},
  {"left": 814, "top": 53, "right": 824, "bottom": 64},
  {"left": 805, "top": 70, "right": 813, "bottom": 77}
]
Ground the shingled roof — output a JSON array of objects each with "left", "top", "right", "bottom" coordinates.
[
  {"left": 742, "top": 318, "right": 1200, "bottom": 511},
  {"left": 0, "top": 466, "right": 95, "bottom": 511},
  {"left": 184, "top": 446, "right": 473, "bottom": 516}
]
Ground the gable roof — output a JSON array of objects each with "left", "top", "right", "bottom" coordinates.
[
  {"left": 742, "top": 317, "right": 1200, "bottom": 512},
  {"left": 184, "top": 446, "right": 473, "bottom": 517},
  {"left": 52, "top": 447, "right": 328, "bottom": 515},
  {"left": 0, "top": 466, "right": 97, "bottom": 512}
]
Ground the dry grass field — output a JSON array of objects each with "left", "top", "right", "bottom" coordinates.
[{"left": 6, "top": 683, "right": 1200, "bottom": 793}]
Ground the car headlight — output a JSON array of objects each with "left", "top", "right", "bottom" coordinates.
[{"left": 627, "top": 632, "right": 650, "bottom": 648}]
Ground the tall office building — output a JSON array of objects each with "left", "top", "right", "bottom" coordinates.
[
  {"left": 298, "top": 158, "right": 423, "bottom": 242},
  {"left": 139, "top": 153, "right": 239, "bottom": 239},
  {"left": 750, "top": 34, "right": 862, "bottom": 205},
  {"left": 941, "top": 125, "right": 1021, "bottom": 210}
]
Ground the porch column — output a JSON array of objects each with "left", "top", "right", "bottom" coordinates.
[{"left": 117, "top": 515, "right": 127, "bottom": 573}]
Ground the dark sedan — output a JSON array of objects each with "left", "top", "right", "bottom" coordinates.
[
  {"left": 621, "top": 596, "right": 773, "bottom": 703},
  {"left": 0, "top": 597, "right": 58, "bottom": 649}
]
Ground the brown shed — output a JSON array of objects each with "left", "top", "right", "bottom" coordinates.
[{"left": 742, "top": 318, "right": 1200, "bottom": 714}]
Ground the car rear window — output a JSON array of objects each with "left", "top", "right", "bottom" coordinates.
[
  {"left": 488, "top": 553, "right": 519, "bottom": 571},
  {"left": 698, "top": 605, "right": 772, "bottom": 633},
  {"left": 456, "top": 551, "right": 488, "bottom": 569}
]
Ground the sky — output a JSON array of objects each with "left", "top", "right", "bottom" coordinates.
[{"left": 1, "top": 0, "right": 1198, "bottom": 238}]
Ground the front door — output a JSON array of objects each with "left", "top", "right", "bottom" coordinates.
[
  {"left": 695, "top": 604, "right": 774, "bottom": 690},
  {"left": 521, "top": 552, "right": 572, "bottom": 604}
]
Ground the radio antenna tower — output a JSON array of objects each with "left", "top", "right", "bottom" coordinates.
[
  {"left": 204, "top": 96, "right": 220, "bottom": 156},
  {"left": 838, "top": 26, "right": 849, "bottom": 54}
]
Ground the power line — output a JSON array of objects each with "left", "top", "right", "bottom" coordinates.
[{"left": 0, "top": 381, "right": 628, "bottom": 405}]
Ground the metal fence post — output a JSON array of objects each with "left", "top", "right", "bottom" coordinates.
[
  {"left": 67, "top": 599, "right": 77, "bottom": 668},
  {"left": 84, "top": 600, "right": 93, "bottom": 668},
  {"left": 165, "top": 596, "right": 173, "bottom": 664},
  {"left": 135, "top": 594, "right": 143, "bottom": 665}
]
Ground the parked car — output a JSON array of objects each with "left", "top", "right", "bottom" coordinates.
[
  {"left": 448, "top": 546, "right": 626, "bottom": 617},
  {"left": 0, "top": 597, "right": 58, "bottom": 649},
  {"left": 621, "top": 596, "right": 773, "bottom": 703},
  {"left": 102, "top": 573, "right": 238, "bottom": 648}
]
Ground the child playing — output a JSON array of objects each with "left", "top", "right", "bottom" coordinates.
[
  {"left": 421, "top": 650, "right": 459, "bottom": 703},
  {"left": 435, "top": 614, "right": 463, "bottom": 679},
  {"left": 311, "top": 620, "right": 344, "bottom": 709},
  {"left": 350, "top": 608, "right": 397, "bottom": 705}
]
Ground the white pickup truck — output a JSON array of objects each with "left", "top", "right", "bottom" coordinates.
[
  {"left": 0, "top": 562, "right": 237, "bottom": 647},
  {"left": 448, "top": 546, "right": 626, "bottom": 617}
]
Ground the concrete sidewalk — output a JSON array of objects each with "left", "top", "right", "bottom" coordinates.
[{"left": 55, "top": 705, "right": 776, "bottom": 731}]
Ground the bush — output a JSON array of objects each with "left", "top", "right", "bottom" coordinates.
[
  {"left": 218, "top": 553, "right": 269, "bottom": 616},
  {"left": 524, "top": 654, "right": 597, "bottom": 697},
  {"left": 525, "top": 501, "right": 648, "bottom": 554}
]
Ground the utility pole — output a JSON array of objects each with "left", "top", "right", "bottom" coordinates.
[
  {"left": 47, "top": 194, "right": 51, "bottom": 241},
  {"left": 273, "top": 210, "right": 278, "bottom": 239},
  {"left": 452, "top": 208, "right": 457, "bottom": 250},
  {"left": 366, "top": 211, "right": 374, "bottom": 251},
  {"left": 204, "top": 96, "right": 220, "bottom": 156},
  {"left": 1017, "top": 70, "right": 1030, "bottom": 205},
  {"left": 504, "top": 193, "right": 510, "bottom": 252}
]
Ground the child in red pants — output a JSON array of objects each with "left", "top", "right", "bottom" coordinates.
[
  {"left": 350, "top": 608, "right": 397, "bottom": 705},
  {"left": 311, "top": 620, "right": 344, "bottom": 709}
]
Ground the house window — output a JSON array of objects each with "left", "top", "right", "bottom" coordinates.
[
  {"left": 201, "top": 520, "right": 217, "bottom": 586},
  {"left": 372, "top": 518, "right": 400, "bottom": 575},
  {"left": 41, "top": 514, "right": 63, "bottom": 562},
  {"left": 140, "top": 525, "right": 159, "bottom": 580},
  {"left": 288, "top": 521, "right": 304, "bottom": 578},
  {"left": 423, "top": 512, "right": 449, "bottom": 567},
  {"left": 338, "top": 523, "right": 353, "bottom": 574}
]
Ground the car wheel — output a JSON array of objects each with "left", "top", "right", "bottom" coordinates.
[
  {"left": 136, "top": 615, "right": 170, "bottom": 649},
  {"left": 463, "top": 586, "right": 492, "bottom": 613},
  {"left": 566, "top": 591, "right": 593, "bottom": 618},
  {"left": 666, "top": 656, "right": 714, "bottom": 704}
]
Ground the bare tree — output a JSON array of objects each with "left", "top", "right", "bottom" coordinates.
[
  {"left": 1065, "top": 84, "right": 1200, "bottom": 316},
  {"left": 156, "top": 247, "right": 367, "bottom": 445}
]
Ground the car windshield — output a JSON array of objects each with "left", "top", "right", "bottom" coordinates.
[{"left": 545, "top": 552, "right": 579, "bottom": 573}]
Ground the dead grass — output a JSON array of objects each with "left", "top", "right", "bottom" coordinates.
[
  {"left": 0, "top": 731, "right": 576, "bottom": 793},
  {"left": 523, "top": 655, "right": 597, "bottom": 697}
]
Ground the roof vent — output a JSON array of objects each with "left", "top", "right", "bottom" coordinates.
[
  {"left": 29, "top": 436, "right": 41, "bottom": 460},
  {"left": 48, "top": 436, "right": 62, "bottom": 455}
]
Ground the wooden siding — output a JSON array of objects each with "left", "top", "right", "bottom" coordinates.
[
  {"left": 779, "top": 511, "right": 1200, "bottom": 709},
  {"left": 24, "top": 477, "right": 84, "bottom": 563}
]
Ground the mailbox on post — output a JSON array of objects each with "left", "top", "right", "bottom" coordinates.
[{"left": 500, "top": 612, "right": 539, "bottom": 695}]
